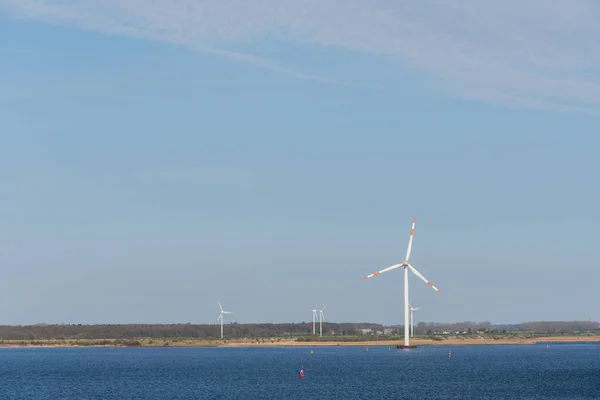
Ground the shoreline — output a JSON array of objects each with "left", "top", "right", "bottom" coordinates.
[
  {"left": 1, "top": 335, "right": 600, "bottom": 348},
  {"left": 220, "top": 335, "right": 600, "bottom": 347}
]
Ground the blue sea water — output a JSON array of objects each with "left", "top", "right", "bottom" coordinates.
[{"left": 0, "top": 344, "right": 599, "bottom": 399}]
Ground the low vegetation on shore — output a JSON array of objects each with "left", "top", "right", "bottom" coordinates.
[
  {"left": 2, "top": 334, "right": 600, "bottom": 348},
  {"left": 0, "top": 321, "right": 598, "bottom": 348}
]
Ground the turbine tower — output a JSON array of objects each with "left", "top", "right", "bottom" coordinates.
[
  {"left": 409, "top": 303, "right": 423, "bottom": 337},
  {"left": 318, "top": 304, "right": 327, "bottom": 337},
  {"left": 217, "top": 302, "right": 232, "bottom": 339},
  {"left": 311, "top": 305, "right": 319, "bottom": 335},
  {"left": 361, "top": 217, "right": 441, "bottom": 348}
]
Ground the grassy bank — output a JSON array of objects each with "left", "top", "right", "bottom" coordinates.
[{"left": 2, "top": 335, "right": 600, "bottom": 348}]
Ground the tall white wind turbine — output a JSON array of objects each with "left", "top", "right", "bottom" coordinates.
[
  {"left": 318, "top": 304, "right": 327, "bottom": 337},
  {"left": 361, "top": 217, "right": 441, "bottom": 348},
  {"left": 217, "top": 302, "right": 232, "bottom": 339},
  {"left": 409, "top": 303, "right": 423, "bottom": 337},
  {"left": 311, "top": 305, "right": 319, "bottom": 335}
]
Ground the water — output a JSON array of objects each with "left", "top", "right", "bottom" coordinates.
[{"left": 0, "top": 344, "right": 599, "bottom": 399}]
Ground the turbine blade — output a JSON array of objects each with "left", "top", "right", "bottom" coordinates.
[
  {"left": 408, "top": 263, "right": 442, "bottom": 294},
  {"left": 405, "top": 217, "right": 416, "bottom": 262},
  {"left": 361, "top": 264, "right": 403, "bottom": 280},
  {"left": 218, "top": 302, "right": 223, "bottom": 312},
  {"left": 217, "top": 314, "right": 222, "bottom": 322},
  {"left": 321, "top": 304, "right": 327, "bottom": 312}
]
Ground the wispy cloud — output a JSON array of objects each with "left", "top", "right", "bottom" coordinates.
[{"left": 2, "top": 0, "right": 600, "bottom": 112}]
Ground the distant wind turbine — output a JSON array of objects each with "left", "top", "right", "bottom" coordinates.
[
  {"left": 318, "top": 304, "right": 327, "bottom": 337},
  {"left": 217, "top": 302, "right": 232, "bottom": 339},
  {"left": 311, "top": 305, "right": 319, "bottom": 335},
  {"left": 409, "top": 303, "right": 423, "bottom": 337},
  {"left": 361, "top": 217, "right": 442, "bottom": 348}
]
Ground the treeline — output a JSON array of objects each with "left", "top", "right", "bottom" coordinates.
[
  {"left": 414, "top": 321, "right": 492, "bottom": 334},
  {"left": 0, "top": 323, "right": 382, "bottom": 341},
  {"left": 519, "top": 321, "right": 599, "bottom": 333},
  {"left": 413, "top": 321, "right": 600, "bottom": 335}
]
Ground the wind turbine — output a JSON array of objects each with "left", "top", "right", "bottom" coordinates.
[
  {"left": 318, "top": 305, "right": 327, "bottom": 337},
  {"left": 361, "top": 217, "right": 441, "bottom": 348},
  {"left": 311, "top": 305, "right": 319, "bottom": 335},
  {"left": 217, "top": 302, "right": 232, "bottom": 339},
  {"left": 409, "top": 303, "right": 423, "bottom": 337}
]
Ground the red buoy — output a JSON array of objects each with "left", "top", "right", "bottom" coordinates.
[{"left": 299, "top": 366, "right": 305, "bottom": 378}]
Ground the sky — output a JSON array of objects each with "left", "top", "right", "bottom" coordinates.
[{"left": 1, "top": 1, "right": 599, "bottom": 327}]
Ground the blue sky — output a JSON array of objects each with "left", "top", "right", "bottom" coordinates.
[{"left": 1, "top": 1, "right": 599, "bottom": 326}]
